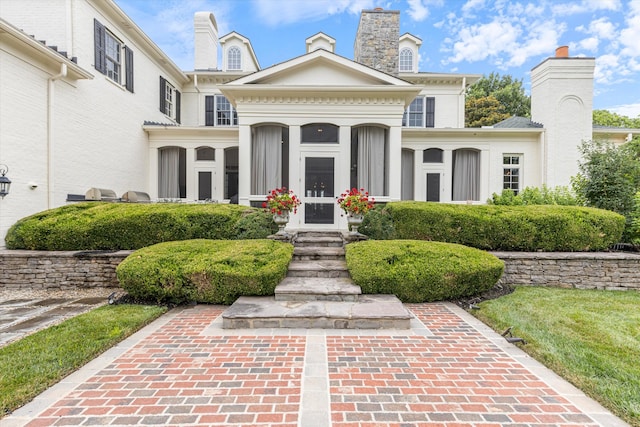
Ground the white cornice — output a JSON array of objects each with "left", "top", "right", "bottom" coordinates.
[
  {"left": 0, "top": 18, "right": 93, "bottom": 80},
  {"left": 402, "top": 127, "right": 545, "bottom": 137}
]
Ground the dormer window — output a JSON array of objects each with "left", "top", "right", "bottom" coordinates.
[
  {"left": 399, "top": 48, "right": 413, "bottom": 72},
  {"left": 227, "top": 46, "right": 241, "bottom": 70}
]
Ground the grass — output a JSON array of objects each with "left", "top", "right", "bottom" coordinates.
[
  {"left": 0, "top": 304, "right": 167, "bottom": 416},
  {"left": 474, "top": 286, "right": 640, "bottom": 427}
]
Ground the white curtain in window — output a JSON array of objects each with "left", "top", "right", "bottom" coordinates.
[
  {"left": 357, "top": 126, "right": 385, "bottom": 195},
  {"left": 251, "top": 126, "right": 282, "bottom": 194},
  {"left": 452, "top": 149, "right": 480, "bottom": 201},
  {"left": 401, "top": 149, "right": 414, "bottom": 200},
  {"left": 158, "top": 147, "right": 180, "bottom": 198}
]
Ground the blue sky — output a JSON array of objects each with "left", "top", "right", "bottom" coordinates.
[{"left": 114, "top": 0, "right": 640, "bottom": 119}]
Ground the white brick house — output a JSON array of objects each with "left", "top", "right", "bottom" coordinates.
[{"left": 1, "top": 0, "right": 637, "bottom": 244}]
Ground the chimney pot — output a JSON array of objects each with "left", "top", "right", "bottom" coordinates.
[
  {"left": 555, "top": 46, "right": 569, "bottom": 58},
  {"left": 374, "top": 7, "right": 383, "bottom": 11}
]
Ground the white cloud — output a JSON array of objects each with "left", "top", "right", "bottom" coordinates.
[
  {"left": 251, "top": 0, "right": 374, "bottom": 26},
  {"left": 407, "top": 0, "right": 429, "bottom": 21},
  {"left": 552, "top": 0, "right": 621, "bottom": 15},
  {"left": 506, "top": 20, "right": 564, "bottom": 66},
  {"left": 446, "top": 19, "right": 520, "bottom": 64},
  {"left": 620, "top": 9, "right": 640, "bottom": 56},
  {"left": 576, "top": 36, "right": 599, "bottom": 52},
  {"left": 595, "top": 53, "right": 621, "bottom": 84},
  {"left": 588, "top": 17, "right": 617, "bottom": 39},
  {"left": 609, "top": 103, "right": 640, "bottom": 118},
  {"left": 461, "top": 0, "right": 485, "bottom": 14}
]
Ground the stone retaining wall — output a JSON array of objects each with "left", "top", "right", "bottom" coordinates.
[
  {"left": 493, "top": 251, "right": 640, "bottom": 291},
  {"left": 0, "top": 250, "right": 132, "bottom": 290},
  {"left": 0, "top": 250, "right": 639, "bottom": 291}
]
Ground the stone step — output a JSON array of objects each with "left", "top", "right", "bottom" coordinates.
[
  {"left": 222, "top": 294, "right": 412, "bottom": 329},
  {"left": 286, "top": 260, "right": 350, "bottom": 278},
  {"left": 275, "top": 277, "right": 361, "bottom": 302},
  {"left": 293, "top": 246, "right": 345, "bottom": 261},
  {"left": 293, "top": 236, "right": 344, "bottom": 248}
]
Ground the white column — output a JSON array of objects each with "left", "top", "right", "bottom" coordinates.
[
  {"left": 388, "top": 125, "right": 402, "bottom": 201},
  {"left": 186, "top": 147, "right": 195, "bottom": 201},
  {"left": 238, "top": 124, "right": 251, "bottom": 206},
  {"left": 149, "top": 147, "right": 159, "bottom": 199},
  {"left": 288, "top": 125, "right": 301, "bottom": 228},
  {"left": 215, "top": 148, "right": 225, "bottom": 200}
]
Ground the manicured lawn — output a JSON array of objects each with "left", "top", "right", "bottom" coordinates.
[
  {"left": 0, "top": 304, "right": 167, "bottom": 416},
  {"left": 475, "top": 286, "right": 640, "bottom": 427}
]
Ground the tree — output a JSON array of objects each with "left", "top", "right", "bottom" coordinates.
[
  {"left": 593, "top": 110, "right": 640, "bottom": 128},
  {"left": 572, "top": 137, "right": 640, "bottom": 242},
  {"left": 465, "top": 72, "right": 531, "bottom": 127},
  {"left": 465, "top": 96, "right": 510, "bottom": 128}
]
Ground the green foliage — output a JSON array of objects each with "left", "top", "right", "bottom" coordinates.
[
  {"left": 359, "top": 205, "right": 397, "bottom": 240},
  {"left": 475, "top": 287, "right": 640, "bottom": 426},
  {"left": 631, "top": 191, "right": 640, "bottom": 245},
  {"left": 5, "top": 203, "right": 276, "bottom": 250},
  {"left": 465, "top": 95, "right": 510, "bottom": 128},
  {"left": 374, "top": 201, "right": 624, "bottom": 251},
  {"left": 346, "top": 240, "right": 503, "bottom": 303},
  {"left": 465, "top": 72, "right": 531, "bottom": 127},
  {"left": 572, "top": 139, "right": 640, "bottom": 241},
  {"left": 232, "top": 209, "right": 279, "bottom": 239},
  {"left": 0, "top": 304, "right": 166, "bottom": 415},
  {"left": 489, "top": 185, "right": 579, "bottom": 206},
  {"left": 593, "top": 109, "right": 640, "bottom": 128},
  {"left": 116, "top": 239, "right": 293, "bottom": 305}
]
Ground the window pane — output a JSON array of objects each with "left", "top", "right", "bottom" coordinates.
[
  {"left": 228, "top": 47, "right": 241, "bottom": 70},
  {"left": 301, "top": 124, "right": 339, "bottom": 143},
  {"left": 216, "top": 95, "right": 237, "bottom": 126},
  {"left": 196, "top": 147, "right": 215, "bottom": 161},
  {"left": 423, "top": 148, "right": 443, "bottom": 163},
  {"left": 399, "top": 48, "right": 412, "bottom": 72}
]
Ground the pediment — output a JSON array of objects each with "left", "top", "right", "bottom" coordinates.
[{"left": 228, "top": 49, "right": 412, "bottom": 87}]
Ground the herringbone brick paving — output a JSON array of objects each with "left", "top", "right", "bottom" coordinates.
[{"left": 4, "top": 303, "right": 626, "bottom": 427}]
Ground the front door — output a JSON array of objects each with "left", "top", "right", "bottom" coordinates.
[{"left": 300, "top": 153, "right": 339, "bottom": 227}]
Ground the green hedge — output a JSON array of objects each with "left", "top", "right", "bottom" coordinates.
[
  {"left": 346, "top": 240, "right": 504, "bottom": 303},
  {"left": 364, "top": 202, "right": 624, "bottom": 251},
  {"left": 5, "top": 203, "right": 277, "bottom": 250},
  {"left": 116, "top": 239, "right": 293, "bottom": 305}
]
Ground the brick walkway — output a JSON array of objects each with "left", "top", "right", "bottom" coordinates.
[{"left": 2, "top": 303, "right": 628, "bottom": 427}]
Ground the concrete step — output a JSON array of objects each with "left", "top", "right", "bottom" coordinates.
[
  {"left": 275, "top": 277, "right": 361, "bottom": 302},
  {"left": 293, "top": 246, "right": 345, "bottom": 261},
  {"left": 222, "top": 294, "right": 412, "bottom": 329},
  {"left": 293, "top": 236, "right": 344, "bottom": 248},
  {"left": 287, "top": 260, "right": 350, "bottom": 278}
]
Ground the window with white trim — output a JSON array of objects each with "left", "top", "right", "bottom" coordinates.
[
  {"left": 503, "top": 154, "right": 521, "bottom": 195},
  {"left": 403, "top": 96, "right": 435, "bottom": 127},
  {"left": 205, "top": 95, "right": 238, "bottom": 126},
  {"left": 227, "top": 46, "right": 241, "bottom": 70},
  {"left": 159, "top": 76, "right": 181, "bottom": 123},
  {"left": 94, "top": 19, "right": 134, "bottom": 92},
  {"left": 399, "top": 48, "right": 413, "bottom": 72}
]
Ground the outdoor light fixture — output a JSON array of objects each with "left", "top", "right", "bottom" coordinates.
[{"left": 0, "top": 164, "right": 11, "bottom": 199}]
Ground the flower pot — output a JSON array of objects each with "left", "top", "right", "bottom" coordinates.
[
  {"left": 273, "top": 211, "right": 290, "bottom": 234},
  {"left": 346, "top": 212, "right": 364, "bottom": 234}
]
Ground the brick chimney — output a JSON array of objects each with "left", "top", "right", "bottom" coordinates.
[
  {"left": 354, "top": 8, "right": 400, "bottom": 75},
  {"left": 194, "top": 12, "right": 218, "bottom": 70}
]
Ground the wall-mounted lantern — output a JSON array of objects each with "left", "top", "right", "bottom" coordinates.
[{"left": 0, "top": 164, "right": 11, "bottom": 199}]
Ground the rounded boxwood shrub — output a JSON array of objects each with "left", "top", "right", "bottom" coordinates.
[
  {"left": 345, "top": 240, "right": 504, "bottom": 303},
  {"left": 5, "top": 202, "right": 277, "bottom": 250},
  {"left": 116, "top": 239, "right": 293, "bottom": 305},
  {"left": 378, "top": 202, "right": 624, "bottom": 251}
]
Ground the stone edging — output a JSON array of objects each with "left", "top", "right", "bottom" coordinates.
[{"left": 0, "top": 250, "right": 639, "bottom": 291}]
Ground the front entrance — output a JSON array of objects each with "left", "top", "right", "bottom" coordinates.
[{"left": 300, "top": 153, "right": 339, "bottom": 227}]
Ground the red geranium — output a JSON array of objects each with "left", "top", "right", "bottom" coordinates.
[
  {"left": 337, "top": 188, "right": 374, "bottom": 215},
  {"left": 262, "top": 187, "right": 301, "bottom": 214}
]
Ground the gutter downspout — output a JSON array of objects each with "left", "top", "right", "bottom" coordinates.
[
  {"left": 194, "top": 74, "right": 201, "bottom": 124},
  {"left": 47, "top": 63, "right": 67, "bottom": 209},
  {"left": 459, "top": 77, "right": 466, "bottom": 128}
]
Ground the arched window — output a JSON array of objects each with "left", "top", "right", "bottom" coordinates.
[
  {"left": 227, "top": 46, "right": 241, "bottom": 70},
  {"left": 196, "top": 147, "right": 215, "bottom": 161},
  {"left": 399, "top": 48, "right": 413, "bottom": 72},
  {"left": 423, "top": 148, "right": 443, "bottom": 163}
]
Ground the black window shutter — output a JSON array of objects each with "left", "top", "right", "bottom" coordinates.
[
  {"left": 159, "top": 76, "right": 166, "bottom": 114},
  {"left": 425, "top": 97, "right": 435, "bottom": 128},
  {"left": 175, "top": 90, "right": 181, "bottom": 124},
  {"left": 124, "top": 46, "right": 134, "bottom": 92},
  {"left": 94, "top": 19, "right": 106, "bottom": 74},
  {"left": 205, "top": 96, "right": 215, "bottom": 126}
]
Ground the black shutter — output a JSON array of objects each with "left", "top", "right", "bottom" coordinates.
[
  {"left": 205, "top": 96, "right": 215, "bottom": 126},
  {"left": 94, "top": 19, "right": 106, "bottom": 74},
  {"left": 175, "top": 90, "right": 181, "bottom": 124},
  {"left": 425, "top": 97, "right": 435, "bottom": 128},
  {"left": 159, "top": 76, "right": 166, "bottom": 114},
  {"left": 124, "top": 46, "right": 134, "bottom": 93}
]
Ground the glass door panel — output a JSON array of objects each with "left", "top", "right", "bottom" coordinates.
[{"left": 304, "top": 157, "right": 335, "bottom": 225}]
